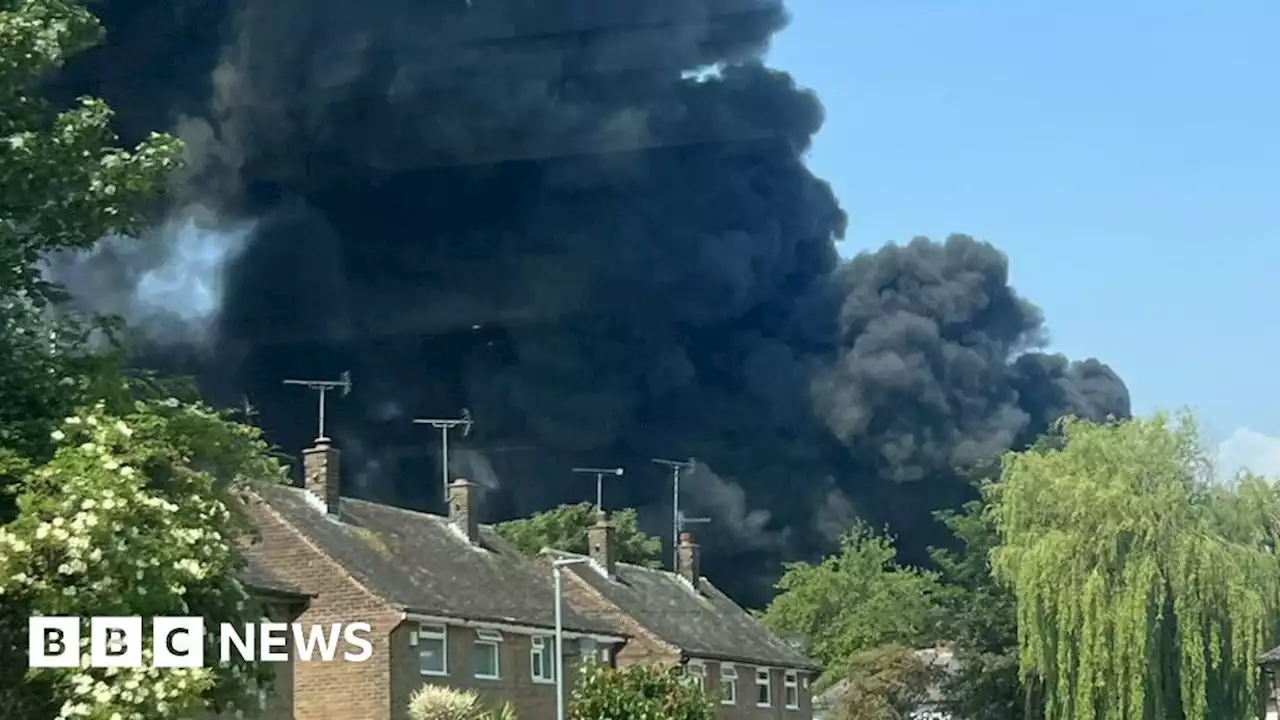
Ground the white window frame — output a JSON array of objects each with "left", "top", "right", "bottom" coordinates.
[
  {"left": 685, "top": 660, "right": 706, "bottom": 692},
  {"left": 416, "top": 624, "right": 448, "bottom": 676},
  {"left": 784, "top": 669, "right": 800, "bottom": 709},
  {"left": 473, "top": 629, "right": 503, "bottom": 680},
  {"left": 720, "top": 663, "right": 738, "bottom": 705},
  {"left": 530, "top": 635, "right": 555, "bottom": 684},
  {"left": 756, "top": 667, "right": 772, "bottom": 707}
]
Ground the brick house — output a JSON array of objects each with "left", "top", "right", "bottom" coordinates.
[
  {"left": 546, "top": 512, "right": 822, "bottom": 719},
  {"left": 243, "top": 438, "right": 627, "bottom": 720}
]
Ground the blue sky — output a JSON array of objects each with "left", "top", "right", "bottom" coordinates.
[{"left": 768, "top": 2, "right": 1280, "bottom": 476}]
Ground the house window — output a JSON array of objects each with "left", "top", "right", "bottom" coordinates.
[
  {"left": 417, "top": 624, "right": 447, "bottom": 676},
  {"left": 473, "top": 629, "right": 502, "bottom": 679},
  {"left": 685, "top": 661, "right": 706, "bottom": 692},
  {"left": 784, "top": 670, "right": 799, "bottom": 709},
  {"left": 720, "top": 664, "right": 738, "bottom": 705},
  {"left": 530, "top": 636, "right": 555, "bottom": 683},
  {"left": 579, "top": 637, "right": 598, "bottom": 662},
  {"left": 756, "top": 668, "right": 772, "bottom": 706}
]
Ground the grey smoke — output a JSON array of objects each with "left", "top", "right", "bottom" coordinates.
[{"left": 42, "top": 205, "right": 251, "bottom": 346}]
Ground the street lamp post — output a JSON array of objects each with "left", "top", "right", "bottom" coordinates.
[{"left": 553, "top": 556, "right": 588, "bottom": 720}]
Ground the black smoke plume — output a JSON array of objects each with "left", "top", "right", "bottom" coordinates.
[{"left": 51, "top": 0, "right": 1129, "bottom": 605}]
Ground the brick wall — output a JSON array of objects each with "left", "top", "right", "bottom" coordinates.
[
  {"left": 557, "top": 570, "right": 813, "bottom": 720},
  {"left": 693, "top": 659, "right": 813, "bottom": 720},
  {"left": 388, "top": 621, "right": 608, "bottom": 720},
  {"left": 247, "top": 496, "right": 404, "bottom": 720}
]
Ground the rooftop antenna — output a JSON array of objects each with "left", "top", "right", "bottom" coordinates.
[
  {"left": 572, "top": 467, "right": 625, "bottom": 513},
  {"left": 652, "top": 457, "right": 699, "bottom": 570},
  {"left": 676, "top": 510, "right": 711, "bottom": 536},
  {"left": 414, "top": 408, "right": 474, "bottom": 502},
  {"left": 282, "top": 371, "right": 352, "bottom": 442}
]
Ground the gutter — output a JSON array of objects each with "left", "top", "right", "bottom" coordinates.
[{"left": 401, "top": 610, "right": 626, "bottom": 645}]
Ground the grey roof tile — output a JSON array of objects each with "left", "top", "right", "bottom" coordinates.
[
  {"left": 546, "top": 549, "right": 818, "bottom": 670},
  {"left": 239, "top": 553, "right": 311, "bottom": 599},
  {"left": 256, "top": 484, "right": 622, "bottom": 637}
]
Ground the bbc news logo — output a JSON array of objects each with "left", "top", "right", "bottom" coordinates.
[{"left": 29, "top": 617, "right": 373, "bottom": 668}]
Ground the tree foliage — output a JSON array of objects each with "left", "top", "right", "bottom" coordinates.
[
  {"left": 0, "top": 395, "right": 289, "bottom": 719},
  {"left": 569, "top": 662, "right": 717, "bottom": 720},
  {"left": 0, "top": 0, "right": 181, "bottom": 517},
  {"left": 762, "top": 521, "right": 944, "bottom": 682},
  {"left": 495, "top": 502, "right": 663, "bottom": 568},
  {"left": 833, "top": 644, "right": 935, "bottom": 720},
  {"left": 0, "top": 1, "right": 296, "bottom": 717},
  {"left": 990, "top": 414, "right": 1280, "bottom": 720},
  {"left": 932, "top": 494, "right": 1042, "bottom": 720}
]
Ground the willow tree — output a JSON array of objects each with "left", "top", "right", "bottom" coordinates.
[{"left": 989, "top": 414, "right": 1280, "bottom": 720}]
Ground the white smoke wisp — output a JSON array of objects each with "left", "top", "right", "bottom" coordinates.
[
  {"left": 450, "top": 448, "right": 502, "bottom": 493},
  {"left": 685, "top": 461, "right": 790, "bottom": 551},
  {"left": 41, "top": 204, "right": 253, "bottom": 346}
]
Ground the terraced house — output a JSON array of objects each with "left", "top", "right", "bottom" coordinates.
[
  {"left": 243, "top": 437, "right": 625, "bottom": 720},
  {"left": 241, "top": 434, "right": 820, "bottom": 719},
  {"left": 547, "top": 514, "right": 821, "bottom": 719}
]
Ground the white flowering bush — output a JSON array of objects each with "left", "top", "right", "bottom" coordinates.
[
  {"left": 0, "top": 397, "right": 288, "bottom": 719},
  {"left": 407, "top": 684, "right": 517, "bottom": 720}
]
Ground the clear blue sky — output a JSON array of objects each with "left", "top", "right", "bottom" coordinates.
[{"left": 768, "top": 2, "right": 1280, "bottom": 472}]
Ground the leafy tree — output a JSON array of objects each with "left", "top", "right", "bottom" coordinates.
[
  {"left": 496, "top": 502, "right": 663, "bottom": 567},
  {"left": 0, "top": 3, "right": 293, "bottom": 716},
  {"left": 762, "top": 522, "right": 944, "bottom": 683},
  {"left": 990, "top": 413, "right": 1280, "bottom": 720},
  {"left": 0, "top": 395, "right": 290, "bottom": 718},
  {"left": 569, "top": 662, "right": 717, "bottom": 720},
  {"left": 833, "top": 644, "right": 935, "bottom": 720},
  {"left": 0, "top": 0, "right": 181, "bottom": 517},
  {"left": 931, "top": 495, "right": 1042, "bottom": 720}
]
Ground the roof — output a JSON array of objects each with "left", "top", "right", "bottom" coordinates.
[
  {"left": 545, "top": 549, "right": 819, "bottom": 671},
  {"left": 240, "top": 553, "right": 313, "bottom": 601},
  {"left": 1261, "top": 645, "right": 1280, "bottom": 664},
  {"left": 254, "top": 484, "right": 622, "bottom": 638}
]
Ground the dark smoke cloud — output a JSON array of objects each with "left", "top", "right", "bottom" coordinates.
[{"left": 51, "top": 0, "right": 1129, "bottom": 605}]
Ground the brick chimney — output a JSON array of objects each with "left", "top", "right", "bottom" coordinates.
[
  {"left": 677, "top": 532, "right": 701, "bottom": 589},
  {"left": 588, "top": 511, "right": 616, "bottom": 578},
  {"left": 303, "top": 440, "right": 341, "bottom": 517},
  {"left": 448, "top": 479, "right": 479, "bottom": 544}
]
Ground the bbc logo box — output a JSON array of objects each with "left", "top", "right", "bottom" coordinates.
[{"left": 29, "top": 616, "right": 373, "bottom": 668}]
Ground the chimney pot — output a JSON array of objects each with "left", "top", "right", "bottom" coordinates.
[
  {"left": 303, "top": 440, "right": 341, "bottom": 517},
  {"left": 677, "top": 531, "right": 700, "bottom": 589},
  {"left": 448, "top": 478, "right": 479, "bottom": 544},
  {"left": 589, "top": 511, "right": 617, "bottom": 578}
]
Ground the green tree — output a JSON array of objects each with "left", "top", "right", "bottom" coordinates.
[
  {"left": 0, "top": 395, "right": 290, "bottom": 718},
  {"left": 990, "top": 413, "right": 1280, "bottom": 720},
  {"left": 833, "top": 644, "right": 935, "bottom": 720},
  {"left": 569, "top": 662, "right": 717, "bottom": 720},
  {"left": 495, "top": 502, "right": 663, "bottom": 567},
  {"left": 762, "top": 522, "right": 944, "bottom": 682},
  {"left": 0, "top": 0, "right": 181, "bottom": 516},
  {"left": 0, "top": 2, "right": 295, "bottom": 715},
  {"left": 931, "top": 494, "right": 1042, "bottom": 720}
]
